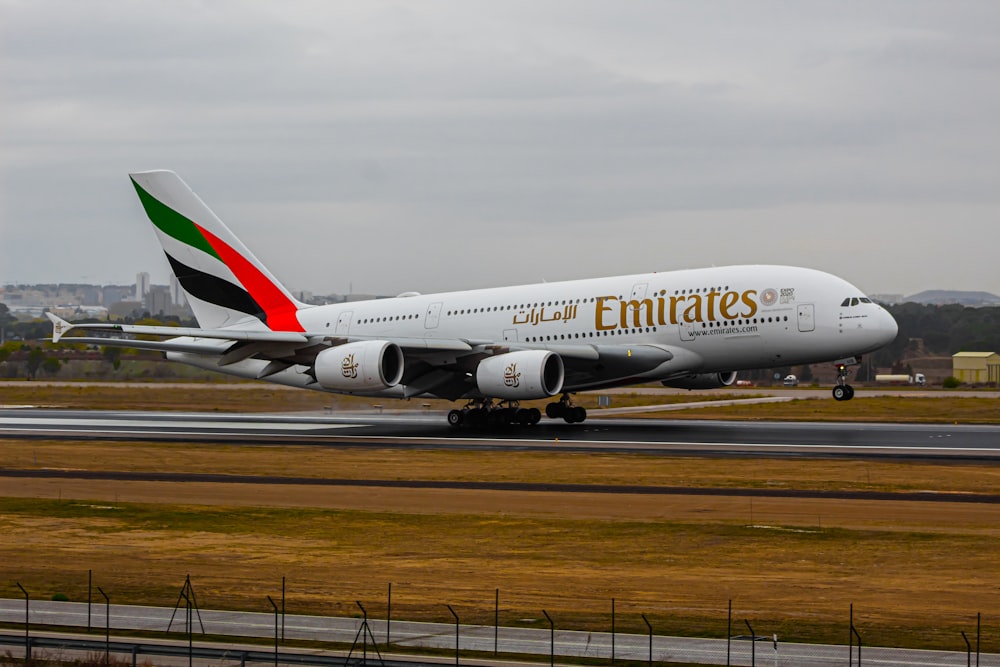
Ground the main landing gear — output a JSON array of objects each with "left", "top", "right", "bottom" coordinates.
[
  {"left": 447, "top": 399, "right": 542, "bottom": 428},
  {"left": 832, "top": 362, "right": 855, "bottom": 401},
  {"left": 545, "top": 394, "right": 587, "bottom": 424}
]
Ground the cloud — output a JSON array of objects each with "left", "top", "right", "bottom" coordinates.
[{"left": 2, "top": 1, "right": 1000, "bottom": 295}]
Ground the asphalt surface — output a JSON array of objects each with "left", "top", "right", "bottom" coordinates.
[{"left": 2, "top": 407, "right": 1000, "bottom": 460}]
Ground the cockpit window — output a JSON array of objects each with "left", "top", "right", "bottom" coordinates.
[
  {"left": 841, "top": 298, "right": 851, "bottom": 307},
  {"left": 860, "top": 297, "right": 872, "bottom": 304},
  {"left": 850, "top": 298, "right": 860, "bottom": 306}
]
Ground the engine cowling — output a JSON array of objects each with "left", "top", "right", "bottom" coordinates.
[
  {"left": 314, "top": 341, "right": 404, "bottom": 392},
  {"left": 476, "top": 350, "right": 564, "bottom": 400},
  {"left": 662, "top": 371, "right": 738, "bottom": 390}
]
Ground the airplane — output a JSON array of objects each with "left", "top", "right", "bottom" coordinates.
[{"left": 47, "top": 170, "right": 899, "bottom": 427}]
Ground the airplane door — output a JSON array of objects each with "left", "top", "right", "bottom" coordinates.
[
  {"left": 797, "top": 304, "right": 815, "bottom": 332},
  {"left": 503, "top": 328, "right": 518, "bottom": 342},
  {"left": 425, "top": 302, "right": 443, "bottom": 329},
  {"left": 335, "top": 311, "right": 353, "bottom": 336},
  {"left": 630, "top": 282, "right": 648, "bottom": 301}
]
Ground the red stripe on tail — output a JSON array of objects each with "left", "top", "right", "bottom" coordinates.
[{"left": 194, "top": 223, "right": 304, "bottom": 332}]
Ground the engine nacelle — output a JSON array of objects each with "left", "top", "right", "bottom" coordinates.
[
  {"left": 476, "top": 350, "right": 564, "bottom": 400},
  {"left": 314, "top": 341, "right": 404, "bottom": 392},
  {"left": 662, "top": 371, "right": 738, "bottom": 390}
]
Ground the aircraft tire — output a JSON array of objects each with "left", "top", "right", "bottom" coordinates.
[
  {"left": 545, "top": 402, "right": 562, "bottom": 419},
  {"left": 447, "top": 410, "right": 464, "bottom": 427},
  {"left": 832, "top": 385, "right": 847, "bottom": 401},
  {"left": 844, "top": 385, "right": 855, "bottom": 400},
  {"left": 528, "top": 407, "right": 542, "bottom": 425}
]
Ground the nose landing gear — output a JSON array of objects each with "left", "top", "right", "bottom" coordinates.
[{"left": 832, "top": 361, "right": 856, "bottom": 401}]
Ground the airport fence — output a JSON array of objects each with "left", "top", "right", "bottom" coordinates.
[{"left": 1, "top": 574, "right": 995, "bottom": 666}]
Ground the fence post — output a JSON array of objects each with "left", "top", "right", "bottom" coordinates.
[
  {"left": 16, "top": 582, "right": 29, "bottom": 663},
  {"left": 447, "top": 604, "right": 459, "bottom": 666},
  {"left": 267, "top": 595, "right": 279, "bottom": 667},
  {"left": 494, "top": 588, "right": 499, "bottom": 656},
  {"left": 98, "top": 586, "right": 110, "bottom": 667},
  {"left": 962, "top": 631, "right": 971, "bottom": 667},
  {"left": 744, "top": 619, "right": 755, "bottom": 667},
  {"left": 641, "top": 613, "right": 653, "bottom": 667},
  {"left": 387, "top": 582, "right": 391, "bottom": 646},
  {"left": 543, "top": 609, "right": 554, "bottom": 667},
  {"left": 611, "top": 597, "right": 615, "bottom": 665},
  {"left": 726, "top": 600, "right": 732, "bottom": 667}
]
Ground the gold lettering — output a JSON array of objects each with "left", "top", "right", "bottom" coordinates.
[
  {"left": 595, "top": 296, "right": 617, "bottom": 331},
  {"left": 683, "top": 294, "right": 703, "bottom": 323},
  {"left": 669, "top": 295, "right": 684, "bottom": 324},
  {"left": 656, "top": 294, "right": 666, "bottom": 326},
  {"left": 620, "top": 299, "right": 654, "bottom": 328},
  {"left": 707, "top": 291, "right": 720, "bottom": 321},
  {"left": 741, "top": 290, "right": 758, "bottom": 318},
  {"left": 719, "top": 291, "right": 739, "bottom": 320}
]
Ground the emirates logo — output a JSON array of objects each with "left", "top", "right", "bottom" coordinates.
[
  {"left": 341, "top": 353, "right": 359, "bottom": 379},
  {"left": 503, "top": 363, "right": 520, "bottom": 387}
]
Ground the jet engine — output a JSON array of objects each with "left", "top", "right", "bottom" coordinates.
[
  {"left": 314, "top": 341, "right": 404, "bottom": 392},
  {"left": 476, "top": 350, "right": 564, "bottom": 400},
  {"left": 662, "top": 371, "right": 738, "bottom": 390}
]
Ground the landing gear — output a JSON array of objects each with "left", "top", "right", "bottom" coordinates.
[
  {"left": 832, "top": 362, "right": 856, "bottom": 401},
  {"left": 545, "top": 394, "right": 587, "bottom": 424},
  {"left": 447, "top": 400, "right": 541, "bottom": 428}
]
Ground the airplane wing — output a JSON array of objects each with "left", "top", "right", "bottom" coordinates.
[{"left": 47, "top": 313, "right": 683, "bottom": 398}]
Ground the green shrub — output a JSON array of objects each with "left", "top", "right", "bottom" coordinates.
[
  {"left": 942, "top": 376, "right": 961, "bottom": 389},
  {"left": 51, "top": 593, "right": 69, "bottom": 602}
]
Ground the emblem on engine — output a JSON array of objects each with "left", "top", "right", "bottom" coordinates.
[
  {"left": 341, "top": 353, "right": 359, "bottom": 379},
  {"left": 503, "top": 363, "right": 520, "bottom": 387}
]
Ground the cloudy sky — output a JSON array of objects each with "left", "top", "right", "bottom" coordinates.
[{"left": 2, "top": 1, "right": 999, "bottom": 297}]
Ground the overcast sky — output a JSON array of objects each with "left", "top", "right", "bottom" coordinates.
[{"left": 2, "top": 1, "right": 999, "bottom": 297}]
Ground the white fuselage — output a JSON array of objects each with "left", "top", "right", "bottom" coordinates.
[{"left": 171, "top": 264, "right": 896, "bottom": 395}]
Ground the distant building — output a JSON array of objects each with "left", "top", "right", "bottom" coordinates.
[
  {"left": 870, "top": 293, "right": 904, "bottom": 305},
  {"left": 952, "top": 352, "right": 1000, "bottom": 385},
  {"left": 146, "top": 285, "right": 171, "bottom": 316},
  {"left": 169, "top": 274, "right": 187, "bottom": 307},
  {"left": 135, "top": 272, "right": 150, "bottom": 301},
  {"left": 102, "top": 284, "right": 134, "bottom": 307}
]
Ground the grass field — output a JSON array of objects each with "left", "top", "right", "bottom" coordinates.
[{"left": 1, "top": 382, "right": 999, "bottom": 655}]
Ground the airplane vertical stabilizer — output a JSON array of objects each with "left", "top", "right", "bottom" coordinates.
[{"left": 129, "top": 170, "right": 307, "bottom": 331}]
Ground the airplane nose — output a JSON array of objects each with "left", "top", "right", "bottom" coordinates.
[{"left": 878, "top": 307, "right": 898, "bottom": 344}]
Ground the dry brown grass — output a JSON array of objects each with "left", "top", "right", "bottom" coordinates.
[{"left": 1, "top": 443, "right": 999, "bottom": 649}]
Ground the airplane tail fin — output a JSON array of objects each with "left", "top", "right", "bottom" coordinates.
[{"left": 129, "top": 170, "right": 307, "bottom": 331}]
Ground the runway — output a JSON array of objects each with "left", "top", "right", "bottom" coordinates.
[{"left": 1, "top": 407, "right": 1000, "bottom": 460}]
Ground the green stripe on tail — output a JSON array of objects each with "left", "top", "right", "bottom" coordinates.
[{"left": 131, "top": 177, "right": 221, "bottom": 260}]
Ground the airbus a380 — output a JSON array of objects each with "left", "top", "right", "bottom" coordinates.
[{"left": 48, "top": 171, "right": 898, "bottom": 426}]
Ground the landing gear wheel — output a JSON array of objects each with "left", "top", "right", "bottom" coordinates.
[
  {"left": 447, "top": 409, "right": 464, "bottom": 427},
  {"left": 545, "top": 402, "right": 563, "bottom": 419},
  {"left": 832, "top": 361, "right": 856, "bottom": 402},
  {"left": 832, "top": 385, "right": 855, "bottom": 401},
  {"left": 528, "top": 407, "right": 542, "bottom": 425},
  {"left": 564, "top": 406, "right": 587, "bottom": 424}
]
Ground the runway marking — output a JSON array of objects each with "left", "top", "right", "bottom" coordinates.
[{"left": 0, "top": 417, "right": 350, "bottom": 430}]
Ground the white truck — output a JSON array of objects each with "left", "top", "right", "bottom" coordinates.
[{"left": 875, "top": 373, "right": 926, "bottom": 385}]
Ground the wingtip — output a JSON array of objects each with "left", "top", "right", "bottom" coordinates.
[{"left": 45, "top": 311, "right": 72, "bottom": 342}]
